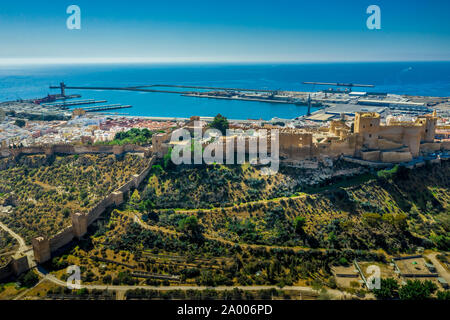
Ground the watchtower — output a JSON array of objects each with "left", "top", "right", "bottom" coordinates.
[
  {"left": 417, "top": 111, "right": 437, "bottom": 143},
  {"left": 32, "top": 237, "right": 51, "bottom": 264},
  {"left": 354, "top": 112, "right": 380, "bottom": 149},
  {"left": 71, "top": 212, "right": 88, "bottom": 239}
]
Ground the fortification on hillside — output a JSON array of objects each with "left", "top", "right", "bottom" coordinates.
[
  {"left": 0, "top": 143, "right": 151, "bottom": 160},
  {"left": 28, "top": 155, "right": 155, "bottom": 265},
  {"left": 0, "top": 146, "right": 155, "bottom": 279},
  {"left": 153, "top": 112, "right": 449, "bottom": 164}
]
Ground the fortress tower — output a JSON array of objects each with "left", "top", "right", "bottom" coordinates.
[
  {"left": 354, "top": 112, "right": 380, "bottom": 149},
  {"left": 152, "top": 133, "right": 171, "bottom": 158},
  {"left": 417, "top": 111, "right": 438, "bottom": 143},
  {"left": 111, "top": 191, "right": 124, "bottom": 206},
  {"left": 71, "top": 212, "right": 88, "bottom": 239},
  {"left": 11, "top": 254, "right": 30, "bottom": 276},
  {"left": 32, "top": 237, "right": 51, "bottom": 264}
]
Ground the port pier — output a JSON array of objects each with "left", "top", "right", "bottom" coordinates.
[{"left": 50, "top": 82, "right": 314, "bottom": 107}]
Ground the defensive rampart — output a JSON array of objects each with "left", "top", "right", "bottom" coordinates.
[
  {"left": 32, "top": 155, "right": 156, "bottom": 264},
  {"left": 0, "top": 146, "right": 155, "bottom": 278},
  {"left": 0, "top": 144, "right": 149, "bottom": 159}
]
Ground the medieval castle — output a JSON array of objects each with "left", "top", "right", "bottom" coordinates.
[{"left": 152, "top": 112, "right": 449, "bottom": 165}]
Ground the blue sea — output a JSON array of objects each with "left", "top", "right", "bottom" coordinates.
[{"left": 0, "top": 62, "right": 449, "bottom": 120}]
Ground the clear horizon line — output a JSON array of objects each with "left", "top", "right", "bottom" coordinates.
[{"left": 0, "top": 57, "right": 449, "bottom": 66}]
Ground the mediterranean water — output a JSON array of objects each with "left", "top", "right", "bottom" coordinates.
[{"left": 1, "top": 62, "right": 449, "bottom": 120}]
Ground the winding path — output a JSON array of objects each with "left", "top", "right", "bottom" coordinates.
[
  {"left": 131, "top": 211, "right": 321, "bottom": 253},
  {"left": 0, "top": 221, "right": 35, "bottom": 268},
  {"left": 0, "top": 221, "right": 28, "bottom": 253}
]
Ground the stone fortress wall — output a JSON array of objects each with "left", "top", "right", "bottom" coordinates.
[
  {"left": 32, "top": 155, "right": 155, "bottom": 264},
  {"left": 153, "top": 113, "right": 449, "bottom": 165},
  {"left": 0, "top": 255, "right": 30, "bottom": 281},
  {"left": 0, "top": 143, "right": 151, "bottom": 159},
  {"left": 0, "top": 261, "right": 13, "bottom": 280},
  {"left": 0, "top": 145, "right": 155, "bottom": 279},
  {"left": 276, "top": 112, "right": 445, "bottom": 163}
]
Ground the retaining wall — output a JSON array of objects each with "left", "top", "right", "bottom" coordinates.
[
  {"left": 401, "top": 273, "right": 439, "bottom": 278},
  {"left": 342, "top": 156, "right": 392, "bottom": 168}
]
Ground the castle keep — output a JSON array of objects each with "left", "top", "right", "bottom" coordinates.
[{"left": 280, "top": 111, "right": 447, "bottom": 163}]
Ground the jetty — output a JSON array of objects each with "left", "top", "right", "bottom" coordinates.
[
  {"left": 82, "top": 104, "right": 132, "bottom": 112},
  {"left": 41, "top": 99, "right": 107, "bottom": 108}
]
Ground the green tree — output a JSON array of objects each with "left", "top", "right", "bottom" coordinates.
[
  {"left": 293, "top": 216, "right": 306, "bottom": 234},
  {"left": 102, "top": 275, "right": 112, "bottom": 284},
  {"left": 110, "top": 128, "right": 153, "bottom": 146},
  {"left": 19, "top": 270, "right": 39, "bottom": 288},
  {"left": 62, "top": 208, "right": 71, "bottom": 218},
  {"left": 178, "top": 216, "right": 203, "bottom": 240},
  {"left": 398, "top": 280, "right": 437, "bottom": 300},
  {"left": 14, "top": 119, "right": 26, "bottom": 128},
  {"left": 209, "top": 114, "right": 229, "bottom": 135},
  {"left": 130, "top": 189, "right": 141, "bottom": 204},
  {"left": 437, "top": 290, "right": 450, "bottom": 300},
  {"left": 163, "top": 148, "right": 173, "bottom": 169},
  {"left": 373, "top": 278, "right": 399, "bottom": 300},
  {"left": 430, "top": 234, "right": 450, "bottom": 250}
]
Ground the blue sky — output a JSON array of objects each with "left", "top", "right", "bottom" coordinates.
[{"left": 0, "top": 0, "right": 449, "bottom": 63}]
